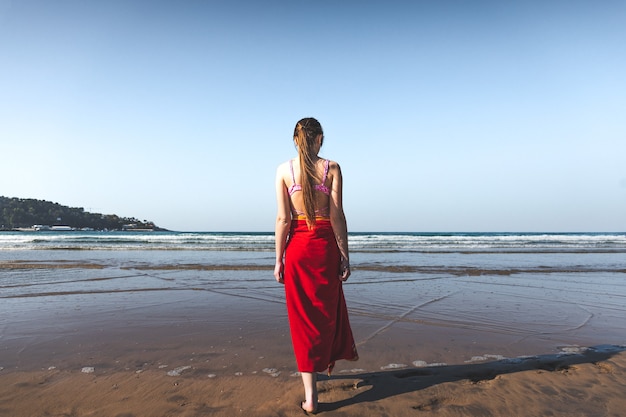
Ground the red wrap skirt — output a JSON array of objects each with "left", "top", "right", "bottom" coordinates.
[{"left": 284, "top": 219, "right": 358, "bottom": 374}]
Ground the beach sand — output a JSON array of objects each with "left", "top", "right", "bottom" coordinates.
[
  {"left": 1, "top": 264, "right": 625, "bottom": 416},
  {"left": 0, "top": 349, "right": 624, "bottom": 417},
  {"left": 1, "top": 330, "right": 624, "bottom": 417}
]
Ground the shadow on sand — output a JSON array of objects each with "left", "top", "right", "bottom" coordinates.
[{"left": 317, "top": 344, "right": 625, "bottom": 413}]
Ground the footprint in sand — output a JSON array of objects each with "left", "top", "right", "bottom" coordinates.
[{"left": 595, "top": 362, "right": 614, "bottom": 374}]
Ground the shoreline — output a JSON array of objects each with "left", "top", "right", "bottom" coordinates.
[
  {"left": 2, "top": 255, "right": 625, "bottom": 415},
  {"left": 3, "top": 259, "right": 626, "bottom": 273},
  {"left": 2, "top": 339, "right": 625, "bottom": 416},
  {"left": 2, "top": 292, "right": 625, "bottom": 417}
]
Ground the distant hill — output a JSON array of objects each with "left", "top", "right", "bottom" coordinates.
[{"left": 0, "top": 196, "right": 165, "bottom": 231}]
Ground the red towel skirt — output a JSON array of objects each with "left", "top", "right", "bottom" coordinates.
[{"left": 284, "top": 219, "right": 358, "bottom": 374}]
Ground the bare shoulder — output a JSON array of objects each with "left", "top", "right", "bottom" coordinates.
[{"left": 327, "top": 159, "right": 342, "bottom": 174}]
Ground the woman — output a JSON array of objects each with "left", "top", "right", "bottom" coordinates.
[{"left": 274, "top": 117, "right": 358, "bottom": 413}]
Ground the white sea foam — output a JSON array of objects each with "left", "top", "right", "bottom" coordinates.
[
  {"left": 348, "top": 232, "right": 626, "bottom": 252},
  {"left": 1, "top": 231, "right": 625, "bottom": 252},
  {"left": 339, "top": 368, "right": 366, "bottom": 373},
  {"left": 167, "top": 366, "right": 192, "bottom": 376},
  {"left": 262, "top": 368, "right": 281, "bottom": 377},
  {"left": 412, "top": 360, "right": 447, "bottom": 368},
  {"left": 381, "top": 363, "right": 408, "bottom": 370},
  {"left": 81, "top": 367, "right": 95, "bottom": 373},
  {"left": 464, "top": 354, "right": 507, "bottom": 363},
  {"left": 558, "top": 346, "right": 588, "bottom": 356}
]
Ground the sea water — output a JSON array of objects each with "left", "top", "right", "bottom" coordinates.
[
  {"left": 1, "top": 231, "right": 625, "bottom": 311},
  {"left": 1, "top": 231, "right": 625, "bottom": 370},
  {"left": 1, "top": 230, "right": 625, "bottom": 252}
]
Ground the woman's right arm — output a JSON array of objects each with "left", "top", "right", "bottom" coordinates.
[
  {"left": 329, "top": 161, "right": 350, "bottom": 281},
  {"left": 274, "top": 163, "right": 291, "bottom": 284}
]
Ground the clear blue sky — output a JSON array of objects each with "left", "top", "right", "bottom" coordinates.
[{"left": 1, "top": 0, "right": 625, "bottom": 232}]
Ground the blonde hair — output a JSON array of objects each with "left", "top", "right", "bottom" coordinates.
[{"left": 293, "top": 117, "right": 324, "bottom": 228}]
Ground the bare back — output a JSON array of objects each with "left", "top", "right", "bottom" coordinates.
[{"left": 286, "top": 158, "right": 332, "bottom": 218}]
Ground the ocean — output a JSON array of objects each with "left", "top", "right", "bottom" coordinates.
[
  {"left": 2, "top": 230, "right": 625, "bottom": 252},
  {"left": 1, "top": 231, "right": 625, "bottom": 371}
]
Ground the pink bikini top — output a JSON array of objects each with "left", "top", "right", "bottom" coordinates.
[{"left": 288, "top": 159, "right": 331, "bottom": 196}]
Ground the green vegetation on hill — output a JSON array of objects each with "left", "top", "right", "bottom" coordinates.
[{"left": 0, "top": 196, "right": 163, "bottom": 231}]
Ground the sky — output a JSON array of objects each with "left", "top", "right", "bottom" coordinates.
[{"left": 1, "top": 0, "right": 625, "bottom": 232}]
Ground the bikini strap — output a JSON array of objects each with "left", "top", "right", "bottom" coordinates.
[
  {"left": 321, "top": 159, "right": 330, "bottom": 183},
  {"left": 289, "top": 159, "right": 296, "bottom": 184}
]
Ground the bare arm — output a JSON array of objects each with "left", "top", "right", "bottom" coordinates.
[
  {"left": 274, "top": 164, "right": 291, "bottom": 284},
  {"left": 329, "top": 161, "right": 350, "bottom": 281}
]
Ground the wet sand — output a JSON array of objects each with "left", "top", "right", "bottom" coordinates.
[
  {"left": 2, "top": 348, "right": 625, "bottom": 417},
  {"left": 1, "top": 262, "right": 625, "bottom": 416}
]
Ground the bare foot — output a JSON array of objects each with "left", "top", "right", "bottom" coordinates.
[{"left": 301, "top": 400, "right": 318, "bottom": 414}]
